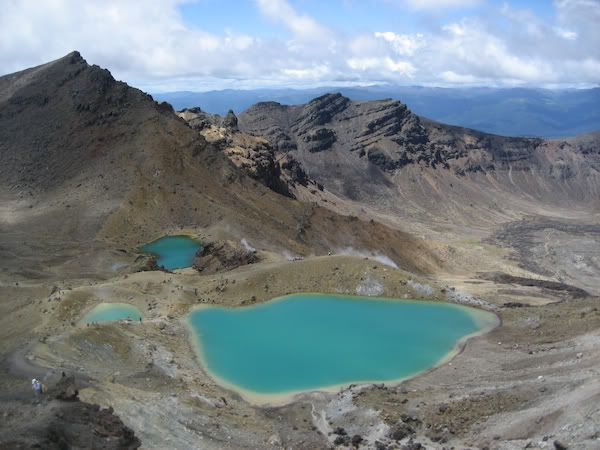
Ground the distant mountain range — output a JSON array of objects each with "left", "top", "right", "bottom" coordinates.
[{"left": 153, "top": 86, "right": 600, "bottom": 138}]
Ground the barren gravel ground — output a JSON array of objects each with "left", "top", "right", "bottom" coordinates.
[{"left": 1, "top": 243, "right": 599, "bottom": 449}]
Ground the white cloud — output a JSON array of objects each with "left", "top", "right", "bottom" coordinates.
[
  {"left": 255, "top": 0, "right": 332, "bottom": 43},
  {"left": 442, "top": 23, "right": 466, "bottom": 36},
  {"left": 347, "top": 57, "right": 416, "bottom": 77},
  {"left": 555, "top": 28, "right": 577, "bottom": 40},
  {"left": 440, "top": 71, "right": 479, "bottom": 83},
  {"left": 0, "top": 0, "right": 598, "bottom": 90},
  {"left": 374, "top": 32, "right": 424, "bottom": 56},
  {"left": 347, "top": 57, "right": 382, "bottom": 71},
  {"left": 402, "top": 0, "right": 481, "bottom": 9},
  {"left": 437, "top": 21, "right": 548, "bottom": 81},
  {"left": 281, "top": 65, "right": 331, "bottom": 79},
  {"left": 0, "top": 0, "right": 269, "bottom": 83},
  {"left": 426, "top": 4, "right": 600, "bottom": 87}
]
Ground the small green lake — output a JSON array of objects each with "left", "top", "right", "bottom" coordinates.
[
  {"left": 187, "top": 294, "right": 497, "bottom": 402},
  {"left": 82, "top": 303, "right": 142, "bottom": 324},
  {"left": 140, "top": 235, "right": 201, "bottom": 270}
]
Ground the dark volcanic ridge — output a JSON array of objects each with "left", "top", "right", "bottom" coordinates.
[{"left": 238, "top": 93, "right": 600, "bottom": 209}]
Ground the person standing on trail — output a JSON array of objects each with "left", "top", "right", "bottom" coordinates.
[{"left": 31, "top": 378, "right": 41, "bottom": 397}]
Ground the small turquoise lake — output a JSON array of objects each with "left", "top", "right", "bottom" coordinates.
[
  {"left": 187, "top": 294, "right": 497, "bottom": 402},
  {"left": 82, "top": 303, "right": 141, "bottom": 324},
  {"left": 140, "top": 235, "right": 201, "bottom": 270}
]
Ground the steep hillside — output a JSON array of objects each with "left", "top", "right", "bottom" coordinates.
[{"left": 0, "top": 54, "right": 439, "bottom": 281}]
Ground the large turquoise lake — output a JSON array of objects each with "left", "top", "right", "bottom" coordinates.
[
  {"left": 187, "top": 294, "right": 497, "bottom": 401},
  {"left": 140, "top": 235, "right": 201, "bottom": 270}
]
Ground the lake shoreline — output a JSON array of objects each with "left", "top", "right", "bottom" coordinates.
[{"left": 185, "top": 293, "right": 500, "bottom": 406}]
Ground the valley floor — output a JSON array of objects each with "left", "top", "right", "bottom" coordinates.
[{"left": 1, "top": 216, "right": 599, "bottom": 449}]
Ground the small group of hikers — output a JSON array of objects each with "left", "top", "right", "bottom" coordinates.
[{"left": 31, "top": 371, "right": 70, "bottom": 397}]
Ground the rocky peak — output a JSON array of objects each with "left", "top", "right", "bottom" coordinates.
[
  {"left": 293, "top": 93, "right": 350, "bottom": 133},
  {"left": 307, "top": 92, "right": 347, "bottom": 108},
  {"left": 222, "top": 109, "right": 238, "bottom": 130},
  {"left": 178, "top": 107, "right": 222, "bottom": 130},
  {"left": 64, "top": 50, "right": 85, "bottom": 65},
  {"left": 0, "top": 51, "right": 212, "bottom": 193},
  {"left": 245, "top": 101, "right": 287, "bottom": 116},
  {"left": 360, "top": 99, "right": 412, "bottom": 136}
]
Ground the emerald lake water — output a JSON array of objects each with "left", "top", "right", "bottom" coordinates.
[
  {"left": 82, "top": 303, "right": 141, "bottom": 324},
  {"left": 187, "top": 294, "right": 497, "bottom": 400},
  {"left": 140, "top": 235, "right": 201, "bottom": 270}
]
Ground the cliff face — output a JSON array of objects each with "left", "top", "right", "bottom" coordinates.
[
  {"left": 176, "top": 107, "right": 319, "bottom": 199},
  {"left": 238, "top": 93, "right": 600, "bottom": 214},
  {"left": 238, "top": 93, "right": 540, "bottom": 171}
]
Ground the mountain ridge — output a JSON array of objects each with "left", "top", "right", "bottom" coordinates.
[
  {"left": 237, "top": 92, "right": 600, "bottom": 215},
  {"left": 153, "top": 85, "right": 600, "bottom": 138}
]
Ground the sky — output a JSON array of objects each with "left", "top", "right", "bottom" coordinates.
[{"left": 1, "top": 0, "right": 599, "bottom": 91}]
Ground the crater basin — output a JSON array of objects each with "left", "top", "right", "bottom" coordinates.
[
  {"left": 140, "top": 235, "right": 201, "bottom": 270},
  {"left": 82, "top": 303, "right": 142, "bottom": 324},
  {"left": 187, "top": 293, "right": 498, "bottom": 404}
]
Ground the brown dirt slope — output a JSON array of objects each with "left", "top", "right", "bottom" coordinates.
[{"left": 0, "top": 53, "right": 439, "bottom": 281}]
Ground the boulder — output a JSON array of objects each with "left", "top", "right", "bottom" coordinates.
[
  {"left": 351, "top": 434, "right": 363, "bottom": 447},
  {"left": 554, "top": 440, "right": 568, "bottom": 450},
  {"left": 53, "top": 375, "right": 79, "bottom": 401},
  {"left": 389, "top": 422, "right": 415, "bottom": 441}
]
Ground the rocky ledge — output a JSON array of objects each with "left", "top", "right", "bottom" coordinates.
[{"left": 1, "top": 375, "right": 141, "bottom": 449}]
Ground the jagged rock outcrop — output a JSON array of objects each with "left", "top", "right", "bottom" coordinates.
[
  {"left": 177, "top": 107, "right": 238, "bottom": 131},
  {"left": 1, "top": 375, "right": 141, "bottom": 449},
  {"left": 303, "top": 127, "right": 336, "bottom": 152},
  {"left": 193, "top": 240, "right": 259, "bottom": 273},
  {"left": 281, "top": 156, "right": 310, "bottom": 186},
  {"left": 223, "top": 135, "right": 319, "bottom": 197},
  {"left": 177, "top": 106, "right": 323, "bottom": 198},
  {"left": 178, "top": 107, "right": 219, "bottom": 130},
  {"left": 222, "top": 109, "right": 238, "bottom": 130},
  {"left": 243, "top": 142, "right": 291, "bottom": 196},
  {"left": 293, "top": 93, "right": 350, "bottom": 131}
]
